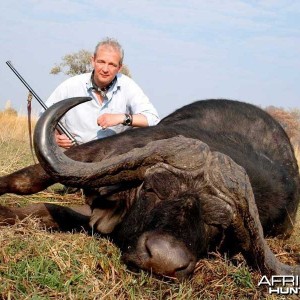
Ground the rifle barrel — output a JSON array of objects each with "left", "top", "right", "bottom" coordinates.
[{"left": 6, "top": 60, "right": 77, "bottom": 144}]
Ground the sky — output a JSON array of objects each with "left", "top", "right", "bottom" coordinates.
[{"left": 0, "top": 0, "right": 299, "bottom": 118}]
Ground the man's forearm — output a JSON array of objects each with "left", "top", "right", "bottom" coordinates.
[{"left": 130, "top": 114, "right": 148, "bottom": 127}]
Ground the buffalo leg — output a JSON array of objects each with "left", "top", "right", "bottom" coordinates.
[
  {"left": 0, "top": 203, "right": 91, "bottom": 232},
  {"left": 0, "top": 164, "right": 54, "bottom": 195}
]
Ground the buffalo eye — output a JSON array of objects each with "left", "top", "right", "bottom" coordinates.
[{"left": 144, "top": 166, "right": 181, "bottom": 200}]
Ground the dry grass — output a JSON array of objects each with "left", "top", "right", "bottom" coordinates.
[
  {"left": 0, "top": 114, "right": 300, "bottom": 299},
  {"left": 295, "top": 145, "right": 300, "bottom": 171},
  {"left": 0, "top": 113, "right": 37, "bottom": 173}
]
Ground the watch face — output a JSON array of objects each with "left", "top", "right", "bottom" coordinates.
[{"left": 123, "top": 114, "right": 131, "bottom": 125}]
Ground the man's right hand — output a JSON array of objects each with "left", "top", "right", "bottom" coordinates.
[{"left": 55, "top": 131, "right": 74, "bottom": 149}]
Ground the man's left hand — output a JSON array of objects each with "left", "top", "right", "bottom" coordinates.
[{"left": 97, "top": 113, "right": 124, "bottom": 129}]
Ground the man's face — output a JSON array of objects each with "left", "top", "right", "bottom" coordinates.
[{"left": 92, "top": 45, "right": 122, "bottom": 88}]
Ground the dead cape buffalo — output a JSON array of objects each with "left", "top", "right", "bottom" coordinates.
[{"left": 0, "top": 97, "right": 300, "bottom": 279}]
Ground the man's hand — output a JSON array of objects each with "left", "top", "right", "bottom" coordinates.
[
  {"left": 97, "top": 113, "right": 124, "bottom": 129},
  {"left": 97, "top": 113, "right": 149, "bottom": 129},
  {"left": 55, "top": 131, "right": 74, "bottom": 149}
]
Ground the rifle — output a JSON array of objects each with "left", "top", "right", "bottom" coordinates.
[{"left": 6, "top": 61, "right": 77, "bottom": 145}]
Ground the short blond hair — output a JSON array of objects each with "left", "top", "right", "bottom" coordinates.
[{"left": 94, "top": 37, "right": 124, "bottom": 65}]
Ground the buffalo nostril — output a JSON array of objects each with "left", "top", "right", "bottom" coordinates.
[
  {"left": 142, "top": 232, "right": 196, "bottom": 278},
  {"left": 145, "top": 240, "right": 153, "bottom": 259},
  {"left": 175, "top": 264, "right": 190, "bottom": 273}
]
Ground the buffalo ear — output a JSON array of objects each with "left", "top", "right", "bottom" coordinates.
[
  {"left": 89, "top": 199, "right": 127, "bottom": 234},
  {"left": 143, "top": 163, "right": 182, "bottom": 200}
]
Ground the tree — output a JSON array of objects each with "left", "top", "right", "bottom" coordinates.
[
  {"left": 50, "top": 50, "right": 93, "bottom": 76},
  {"left": 1, "top": 100, "right": 18, "bottom": 116},
  {"left": 119, "top": 64, "right": 131, "bottom": 78},
  {"left": 50, "top": 49, "right": 131, "bottom": 77}
]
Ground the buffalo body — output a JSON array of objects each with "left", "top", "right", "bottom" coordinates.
[{"left": 0, "top": 98, "right": 299, "bottom": 279}]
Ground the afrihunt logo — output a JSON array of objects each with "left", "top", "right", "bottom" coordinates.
[{"left": 258, "top": 275, "right": 300, "bottom": 295}]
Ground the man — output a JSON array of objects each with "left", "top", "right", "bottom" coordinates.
[{"left": 45, "top": 37, "right": 160, "bottom": 149}]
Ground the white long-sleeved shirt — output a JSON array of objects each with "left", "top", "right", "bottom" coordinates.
[{"left": 44, "top": 72, "right": 160, "bottom": 144}]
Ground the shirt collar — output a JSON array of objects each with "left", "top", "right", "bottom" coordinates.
[{"left": 87, "top": 71, "right": 120, "bottom": 95}]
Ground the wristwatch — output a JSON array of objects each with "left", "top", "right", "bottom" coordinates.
[{"left": 123, "top": 114, "right": 132, "bottom": 126}]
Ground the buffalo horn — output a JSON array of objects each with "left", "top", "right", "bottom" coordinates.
[{"left": 34, "top": 97, "right": 208, "bottom": 189}]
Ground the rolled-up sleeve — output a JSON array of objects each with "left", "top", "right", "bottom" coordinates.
[{"left": 126, "top": 78, "right": 160, "bottom": 126}]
